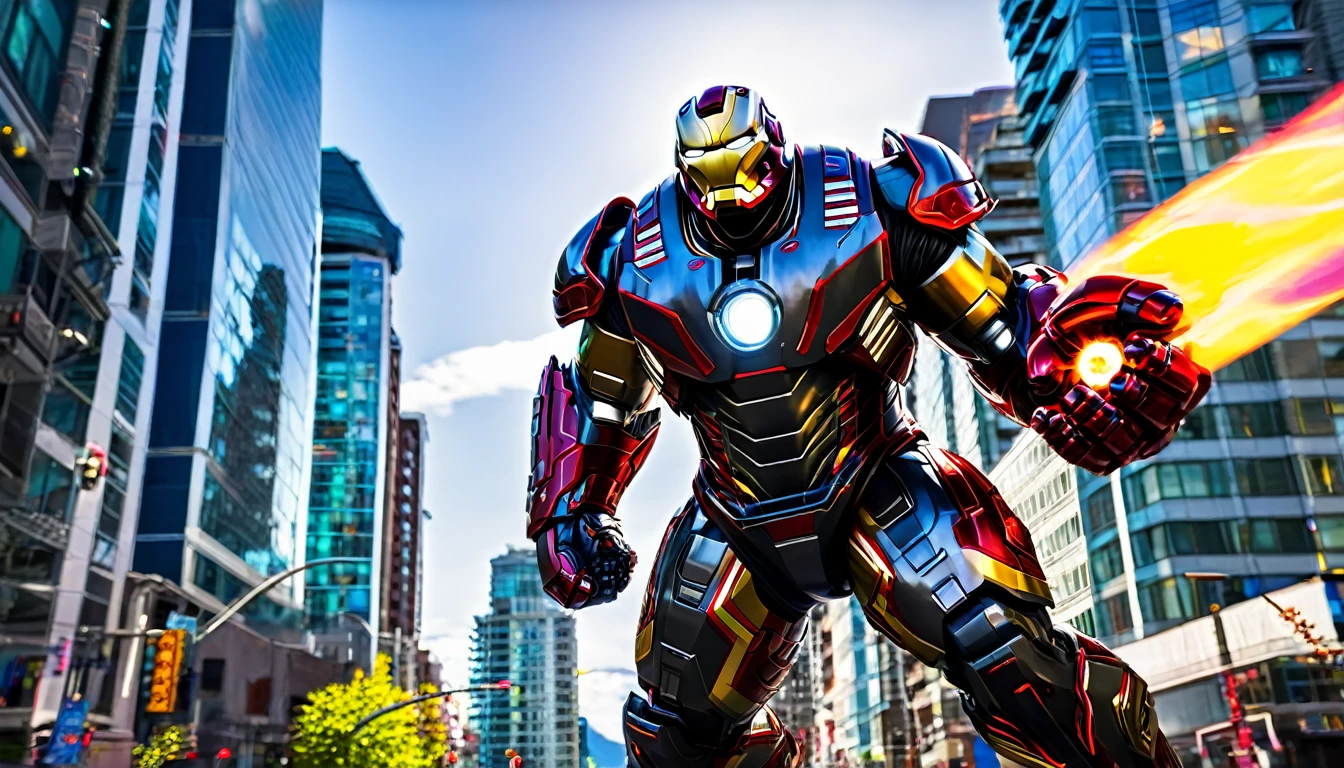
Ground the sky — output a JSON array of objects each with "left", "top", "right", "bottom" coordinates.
[{"left": 320, "top": 0, "right": 1015, "bottom": 742}]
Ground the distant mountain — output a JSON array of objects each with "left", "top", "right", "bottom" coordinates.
[{"left": 586, "top": 725, "right": 625, "bottom": 768}]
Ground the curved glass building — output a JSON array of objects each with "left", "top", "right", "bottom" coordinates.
[{"left": 304, "top": 148, "right": 401, "bottom": 633}]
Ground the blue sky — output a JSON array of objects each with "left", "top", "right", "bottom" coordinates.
[{"left": 320, "top": 0, "right": 1014, "bottom": 740}]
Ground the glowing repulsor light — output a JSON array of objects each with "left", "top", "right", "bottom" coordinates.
[
  {"left": 1068, "top": 84, "right": 1344, "bottom": 373},
  {"left": 1078, "top": 340, "right": 1125, "bottom": 389},
  {"left": 715, "top": 282, "right": 780, "bottom": 352}
]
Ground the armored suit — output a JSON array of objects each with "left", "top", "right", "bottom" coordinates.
[{"left": 527, "top": 86, "right": 1208, "bottom": 768}]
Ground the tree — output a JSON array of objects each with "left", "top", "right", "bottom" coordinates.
[
  {"left": 132, "top": 724, "right": 187, "bottom": 768},
  {"left": 417, "top": 683, "right": 448, "bottom": 766},
  {"left": 291, "top": 654, "right": 446, "bottom": 768}
]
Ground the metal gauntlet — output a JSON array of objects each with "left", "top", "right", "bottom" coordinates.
[{"left": 527, "top": 354, "right": 659, "bottom": 608}]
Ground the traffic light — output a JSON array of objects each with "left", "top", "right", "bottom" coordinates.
[{"left": 146, "top": 630, "right": 186, "bottom": 713}]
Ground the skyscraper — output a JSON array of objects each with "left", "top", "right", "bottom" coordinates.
[
  {"left": 303, "top": 147, "right": 401, "bottom": 635},
  {"left": 1000, "top": 1, "right": 1344, "bottom": 760},
  {"left": 471, "top": 547, "right": 579, "bottom": 768},
  {"left": 1001, "top": 0, "right": 1336, "bottom": 642},
  {"left": 135, "top": 0, "right": 322, "bottom": 628}
]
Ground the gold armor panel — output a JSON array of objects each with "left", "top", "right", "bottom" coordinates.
[
  {"left": 577, "top": 322, "right": 656, "bottom": 414},
  {"left": 904, "top": 229, "right": 1015, "bottom": 362}
]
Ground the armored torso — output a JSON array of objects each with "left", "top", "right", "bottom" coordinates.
[{"left": 615, "top": 146, "right": 919, "bottom": 602}]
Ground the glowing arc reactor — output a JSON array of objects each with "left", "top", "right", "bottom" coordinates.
[{"left": 713, "top": 281, "right": 781, "bottom": 352}]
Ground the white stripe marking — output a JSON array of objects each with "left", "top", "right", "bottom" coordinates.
[
  {"left": 824, "top": 180, "right": 855, "bottom": 192},
  {"left": 636, "top": 223, "right": 661, "bottom": 242},
  {"left": 635, "top": 252, "right": 666, "bottom": 268},
  {"left": 824, "top": 192, "right": 857, "bottom": 204},
  {"left": 825, "top": 216, "right": 859, "bottom": 228},
  {"left": 824, "top": 205, "right": 860, "bottom": 217},
  {"left": 635, "top": 239, "right": 664, "bottom": 258}
]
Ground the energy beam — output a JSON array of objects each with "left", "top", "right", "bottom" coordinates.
[{"left": 1068, "top": 84, "right": 1344, "bottom": 372}]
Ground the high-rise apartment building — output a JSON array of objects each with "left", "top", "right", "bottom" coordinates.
[
  {"left": 1000, "top": 0, "right": 1344, "bottom": 761},
  {"left": 135, "top": 0, "right": 322, "bottom": 628},
  {"left": 383, "top": 412, "right": 426, "bottom": 638},
  {"left": 470, "top": 547, "right": 579, "bottom": 768},
  {"left": 304, "top": 147, "right": 400, "bottom": 634}
]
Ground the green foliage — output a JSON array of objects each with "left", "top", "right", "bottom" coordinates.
[
  {"left": 132, "top": 724, "right": 188, "bottom": 768},
  {"left": 291, "top": 654, "right": 447, "bottom": 768}
]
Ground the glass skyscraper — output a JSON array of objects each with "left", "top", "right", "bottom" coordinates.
[
  {"left": 304, "top": 147, "right": 401, "bottom": 632},
  {"left": 136, "top": 0, "right": 322, "bottom": 629}
]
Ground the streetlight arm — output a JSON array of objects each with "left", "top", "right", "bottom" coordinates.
[
  {"left": 350, "top": 683, "right": 513, "bottom": 735},
  {"left": 196, "top": 557, "right": 365, "bottom": 642}
]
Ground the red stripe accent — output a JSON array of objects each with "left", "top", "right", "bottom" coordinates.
[
  {"left": 620, "top": 291, "right": 715, "bottom": 377},
  {"left": 796, "top": 235, "right": 884, "bottom": 355},
  {"left": 764, "top": 514, "right": 815, "bottom": 542},
  {"left": 735, "top": 365, "right": 786, "bottom": 379},
  {"left": 826, "top": 280, "right": 886, "bottom": 354}
]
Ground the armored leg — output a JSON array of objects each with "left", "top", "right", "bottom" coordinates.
[
  {"left": 848, "top": 444, "right": 1182, "bottom": 768},
  {"left": 623, "top": 501, "right": 807, "bottom": 767}
]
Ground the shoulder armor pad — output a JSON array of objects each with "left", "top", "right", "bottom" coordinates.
[
  {"left": 553, "top": 197, "right": 635, "bottom": 326},
  {"left": 873, "top": 129, "right": 994, "bottom": 231}
]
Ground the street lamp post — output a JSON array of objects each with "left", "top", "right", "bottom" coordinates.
[{"left": 1185, "top": 572, "right": 1258, "bottom": 768}]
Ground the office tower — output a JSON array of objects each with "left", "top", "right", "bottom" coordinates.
[
  {"left": 303, "top": 147, "right": 400, "bottom": 638},
  {"left": 135, "top": 0, "right": 322, "bottom": 627},
  {"left": 1000, "top": 0, "right": 1342, "bottom": 760},
  {"left": 808, "top": 598, "right": 907, "bottom": 767},
  {"left": 907, "top": 88, "right": 1048, "bottom": 473},
  {"left": 470, "top": 547, "right": 579, "bottom": 768}
]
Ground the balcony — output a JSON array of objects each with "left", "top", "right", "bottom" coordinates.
[{"left": 0, "top": 293, "right": 55, "bottom": 382}]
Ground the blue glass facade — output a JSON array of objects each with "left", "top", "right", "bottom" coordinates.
[
  {"left": 137, "top": 0, "right": 322, "bottom": 623},
  {"left": 1001, "top": 0, "right": 1333, "bottom": 644},
  {"left": 304, "top": 148, "right": 400, "bottom": 631}
]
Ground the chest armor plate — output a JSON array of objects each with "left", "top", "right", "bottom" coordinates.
[{"left": 617, "top": 146, "right": 891, "bottom": 384}]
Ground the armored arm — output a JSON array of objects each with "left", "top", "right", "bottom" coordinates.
[
  {"left": 874, "top": 130, "right": 1209, "bottom": 474},
  {"left": 528, "top": 199, "right": 662, "bottom": 609}
]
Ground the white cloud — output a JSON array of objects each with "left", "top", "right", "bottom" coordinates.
[
  {"left": 402, "top": 326, "right": 581, "bottom": 416},
  {"left": 579, "top": 668, "right": 639, "bottom": 745}
]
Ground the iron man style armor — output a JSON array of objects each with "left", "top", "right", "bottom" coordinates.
[{"left": 527, "top": 86, "right": 1209, "bottom": 768}]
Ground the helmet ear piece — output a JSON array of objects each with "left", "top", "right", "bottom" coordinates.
[{"left": 761, "top": 101, "right": 784, "bottom": 145}]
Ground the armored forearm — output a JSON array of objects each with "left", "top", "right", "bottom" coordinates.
[
  {"left": 527, "top": 355, "right": 659, "bottom": 537},
  {"left": 527, "top": 322, "right": 660, "bottom": 608}
]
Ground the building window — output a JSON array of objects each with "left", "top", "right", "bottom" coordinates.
[
  {"left": 1095, "top": 592, "right": 1134, "bottom": 637},
  {"left": 1284, "top": 398, "right": 1339, "bottom": 436},
  {"left": 1257, "top": 49, "right": 1305, "bottom": 80},
  {"left": 1218, "top": 346, "right": 1278, "bottom": 382},
  {"left": 1248, "top": 3, "right": 1295, "bottom": 33},
  {"left": 1085, "top": 486, "right": 1116, "bottom": 533},
  {"left": 1300, "top": 455, "right": 1344, "bottom": 495},
  {"left": 1318, "top": 516, "right": 1344, "bottom": 550},
  {"left": 1174, "top": 406, "right": 1217, "bottom": 439},
  {"left": 1125, "top": 460, "right": 1231, "bottom": 509},
  {"left": 1234, "top": 457, "right": 1299, "bottom": 496},
  {"left": 26, "top": 450, "right": 73, "bottom": 520},
  {"left": 1247, "top": 518, "right": 1313, "bottom": 553},
  {"left": 0, "top": 0, "right": 74, "bottom": 126},
  {"left": 40, "top": 379, "right": 90, "bottom": 441},
  {"left": 1225, "top": 402, "right": 1287, "bottom": 438},
  {"left": 1262, "top": 92, "right": 1310, "bottom": 129},
  {"left": 115, "top": 338, "right": 144, "bottom": 422},
  {"left": 1089, "top": 540, "right": 1125, "bottom": 584},
  {"left": 1180, "top": 58, "right": 1235, "bottom": 100}
]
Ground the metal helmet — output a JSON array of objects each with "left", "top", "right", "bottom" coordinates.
[{"left": 675, "top": 85, "right": 789, "bottom": 219}]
